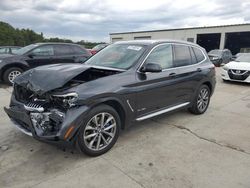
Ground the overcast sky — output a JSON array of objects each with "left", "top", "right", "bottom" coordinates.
[{"left": 0, "top": 0, "right": 250, "bottom": 42}]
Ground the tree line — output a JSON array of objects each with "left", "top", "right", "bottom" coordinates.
[{"left": 0, "top": 21, "right": 102, "bottom": 48}]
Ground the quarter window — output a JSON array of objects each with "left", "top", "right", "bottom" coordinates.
[
  {"left": 145, "top": 44, "right": 174, "bottom": 69},
  {"left": 32, "top": 45, "right": 54, "bottom": 56},
  {"left": 173, "top": 45, "right": 192, "bottom": 67},
  {"left": 189, "top": 47, "right": 197, "bottom": 64},
  {"left": 193, "top": 47, "right": 205, "bottom": 63}
]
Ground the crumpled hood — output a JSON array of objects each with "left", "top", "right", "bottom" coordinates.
[
  {"left": 225, "top": 61, "right": 250, "bottom": 71},
  {"left": 14, "top": 63, "right": 91, "bottom": 95}
]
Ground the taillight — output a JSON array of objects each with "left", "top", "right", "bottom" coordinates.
[{"left": 91, "top": 50, "right": 97, "bottom": 55}]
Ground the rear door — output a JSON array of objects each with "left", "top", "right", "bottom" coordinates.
[
  {"left": 71, "top": 45, "right": 91, "bottom": 63},
  {"left": 172, "top": 44, "right": 206, "bottom": 103},
  {"left": 26, "top": 45, "right": 55, "bottom": 68},
  {"left": 53, "top": 44, "right": 75, "bottom": 63}
]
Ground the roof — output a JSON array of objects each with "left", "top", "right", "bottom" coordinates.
[
  {"left": 115, "top": 39, "right": 201, "bottom": 47},
  {"left": 34, "top": 42, "right": 79, "bottom": 46},
  {"left": 110, "top": 23, "right": 250, "bottom": 35},
  {"left": 0, "top": 46, "right": 21, "bottom": 48}
]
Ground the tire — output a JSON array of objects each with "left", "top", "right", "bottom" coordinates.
[
  {"left": 77, "top": 104, "right": 121, "bottom": 156},
  {"left": 3, "top": 67, "right": 23, "bottom": 85},
  {"left": 188, "top": 85, "right": 211, "bottom": 115}
]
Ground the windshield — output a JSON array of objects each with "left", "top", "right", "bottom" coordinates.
[
  {"left": 235, "top": 54, "right": 250, "bottom": 62},
  {"left": 13, "top": 44, "right": 39, "bottom": 55},
  {"left": 208, "top": 50, "right": 222, "bottom": 56},
  {"left": 86, "top": 44, "right": 146, "bottom": 69}
]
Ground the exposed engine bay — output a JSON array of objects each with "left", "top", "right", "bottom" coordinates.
[{"left": 61, "top": 68, "right": 122, "bottom": 89}]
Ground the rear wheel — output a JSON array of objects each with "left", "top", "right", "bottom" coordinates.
[
  {"left": 77, "top": 105, "right": 120, "bottom": 156},
  {"left": 3, "top": 67, "right": 23, "bottom": 85},
  {"left": 189, "top": 85, "right": 211, "bottom": 115}
]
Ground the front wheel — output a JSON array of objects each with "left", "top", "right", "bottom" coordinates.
[
  {"left": 189, "top": 85, "right": 211, "bottom": 115},
  {"left": 3, "top": 67, "right": 23, "bottom": 85},
  {"left": 77, "top": 105, "right": 120, "bottom": 156}
]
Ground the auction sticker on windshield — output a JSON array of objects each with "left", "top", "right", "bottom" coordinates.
[{"left": 127, "top": 46, "right": 142, "bottom": 51}]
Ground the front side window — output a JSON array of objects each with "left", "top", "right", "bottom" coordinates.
[
  {"left": 11, "top": 48, "right": 20, "bottom": 53},
  {"left": 145, "top": 44, "right": 174, "bottom": 69},
  {"left": 14, "top": 44, "right": 39, "bottom": 55},
  {"left": 173, "top": 45, "right": 192, "bottom": 67},
  {"left": 86, "top": 44, "right": 145, "bottom": 69},
  {"left": 31, "top": 45, "right": 54, "bottom": 56}
]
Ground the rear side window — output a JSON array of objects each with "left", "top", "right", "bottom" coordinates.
[
  {"left": 72, "top": 46, "right": 88, "bottom": 55},
  {"left": 193, "top": 47, "right": 205, "bottom": 62},
  {"left": 173, "top": 45, "right": 192, "bottom": 67},
  {"left": 54, "top": 45, "right": 74, "bottom": 55}
]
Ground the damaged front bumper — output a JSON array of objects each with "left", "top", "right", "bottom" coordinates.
[{"left": 4, "top": 94, "right": 90, "bottom": 147}]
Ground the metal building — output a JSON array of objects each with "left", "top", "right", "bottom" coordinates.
[{"left": 109, "top": 24, "right": 250, "bottom": 54}]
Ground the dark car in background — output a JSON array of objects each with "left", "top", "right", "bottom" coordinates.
[
  {"left": 0, "top": 46, "right": 21, "bottom": 55},
  {"left": 208, "top": 49, "right": 232, "bottom": 67},
  {"left": 0, "top": 43, "right": 92, "bottom": 85},
  {"left": 90, "top": 43, "right": 109, "bottom": 55},
  {"left": 4, "top": 40, "right": 216, "bottom": 156}
]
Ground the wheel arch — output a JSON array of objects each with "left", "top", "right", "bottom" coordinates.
[
  {"left": 202, "top": 81, "right": 213, "bottom": 95},
  {"left": 1, "top": 62, "right": 29, "bottom": 80},
  {"left": 87, "top": 97, "right": 128, "bottom": 130},
  {"left": 101, "top": 99, "right": 127, "bottom": 130}
]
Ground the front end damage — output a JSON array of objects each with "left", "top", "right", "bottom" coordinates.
[
  {"left": 4, "top": 84, "right": 90, "bottom": 146},
  {"left": 4, "top": 64, "right": 123, "bottom": 146}
]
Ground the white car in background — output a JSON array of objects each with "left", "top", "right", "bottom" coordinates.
[{"left": 221, "top": 54, "right": 250, "bottom": 83}]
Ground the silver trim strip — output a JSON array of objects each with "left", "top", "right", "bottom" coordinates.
[
  {"left": 137, "top": 43, "right": 207, "bottom": 73},
  {"left": 24, "top": 104, "right": 44, "bottom": 112},
  {"left": 53, "top": 92, "right": 78, "bottom": 98},
  {"left": 126, "top": 100, "right": 134, "bottom": 112},
  {"left": 136, "top": 102, "right": 190, "bottom": 121},
  {"left": 10, "top": 119, "right": 33, "bottom": 137}
]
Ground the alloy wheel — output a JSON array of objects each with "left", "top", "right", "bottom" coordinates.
[
  {"left": 83, "top": 112, "right": 117, "bottom": 151},
  {"left": 197, "top": 88, "right": 209, "bottom": 112},
  {"left": 8, "top": 70, "right": 21, "bottom": 83}
]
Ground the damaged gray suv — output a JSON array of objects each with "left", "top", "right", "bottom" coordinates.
[{"left": 4, "top": 40, "right": 216, "bottom": 156}]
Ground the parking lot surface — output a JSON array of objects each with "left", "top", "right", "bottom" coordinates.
[{"left": 1, "top": 68, "right": 250, "bottom": 188}]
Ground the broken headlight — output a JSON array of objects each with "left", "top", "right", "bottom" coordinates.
[{"left": 52, "top": 92, "right": 79, "bottom": 107}]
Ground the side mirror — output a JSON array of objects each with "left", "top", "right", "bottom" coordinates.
[
  {"left": 28, "top": 53, "right": 34, "bottom": 58},
  {"left": 140, "top": 63, "right": 162, "bottom": 73}
]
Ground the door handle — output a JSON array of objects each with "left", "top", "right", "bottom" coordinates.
[
  {"left": 196, "top": 68, "right": 202, "bottom": 72},
  {"left": 169, "top": 72, "right": 176, "bottom": 77}
]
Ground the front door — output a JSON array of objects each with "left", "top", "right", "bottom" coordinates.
[
  {"left": 135, "top": 43, "right": 180, "bottom": 117},
  {"left": 26, "top": 45, "right": 55, "bottom": 68}
]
